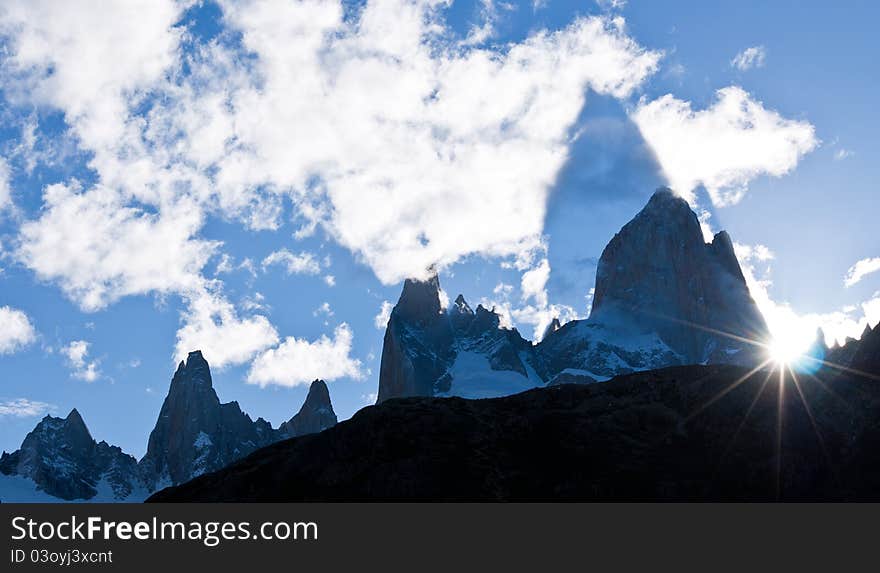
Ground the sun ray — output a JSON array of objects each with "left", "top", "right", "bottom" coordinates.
[
  {"left": 775, "top": 366, "right": 785, "bottom": 500},
  {"left": 802, "top": 370, "right": 852, "bottom": 410},
  {"left": 685, "top": 359, "right": 773, "bottom": 422},
  {"left": 718, "top": 368, "right": 775, "bottom": 463},
  {"left": 788, "top": 365, "right": 835, "bottom": 477}
]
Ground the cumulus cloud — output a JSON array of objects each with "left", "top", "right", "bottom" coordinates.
[
  {"left": 61, "top": 340, "right": 100, "bottom": 382},
  {"left": 262, "top": 249, "right": 322, "bottom": 276},
  {"left": 632, "top": 86, "right": 818, "bottom": 206},
  {"left": 247, "top": 323, "right": 363, "bottom": 387},
  {"left": 0, "top": 0, "right": 182, "bottom": 158},
  {"left": 17, "top": 183, "right": 216, "bottom": 312},
  {"left": 0, "top": 0, "right": 665, "bottom": 303},
  {"left": 174, "top": 288, "right": 279, "bottom": 368},
  {"left": 0, "top": 306, "right": 36, "bottom": 354},
  {"left": 6, "top": 3, "right": 658, "bottom": 287},
  {"left": 374, "top": 301, "right": 394, "bottom": 330},
  {"left": 0, "top": 398, "right": 54, "bottom": 418},
  {"left": 731, "top": 46, "right": 766, "bottom": 71},
  {"left": 480, "top": 259, "right": 580, "bottom": 340},
  {"left": 845, "top": 257, "right": 880, "bottom": 287},
  {"left": 16, "top": 181, "right": 279, "bottom": 369}
]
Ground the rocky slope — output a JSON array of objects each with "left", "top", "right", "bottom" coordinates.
[
  {"left": 150, "top": 361, "right": 880, "bottom": 502},
  {"left": 1, "top": 352, "right": 338, "bottom": 501}
]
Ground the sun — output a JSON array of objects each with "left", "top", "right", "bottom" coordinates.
[
  {"left": 764, "top": 316, "right": 819, "bottom": 368},
  {"left": 767, "top": 337, "right": 803, "bottom": 367}
]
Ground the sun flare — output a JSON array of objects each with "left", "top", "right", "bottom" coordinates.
[{"left": 766, "top": 336, "right": 806, "bottom": 367}]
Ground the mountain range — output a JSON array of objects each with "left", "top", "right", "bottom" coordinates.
[
  {"left": 153, "top": 304, "right": 880, "bottom": 502},
  {"left": 377, "top": 188, "right": 770, "bottom": 402},
  {"left": 0, "top": 351, "right": 337, "bottom": 501},
  {"left": 4, "top": 187, "right": 877, "bottom": 502},
  {"left": 151, "top": 351, "right": 880, "bottom": 502}
]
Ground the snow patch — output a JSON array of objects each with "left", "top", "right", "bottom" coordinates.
[{"left": 437, "top": 351, "right": 543, "bottom": 399}]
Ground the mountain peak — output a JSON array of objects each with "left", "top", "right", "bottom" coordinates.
[
  {"left": 395, "top": 274, "right": 442, "bottom": 324},
  {"left": 452, "top": 294, "right": 473, "bottom": 315},
  {"left": 709, "top": 230, "right": 746, "bottom": 281},
  {"left": 589, "top": 188, "right": 768, "bottom": 364},
  {"left": 171, "top": 349, "right": 213, "bottom": 389},
  {"left": 64, "top": 408, "right": 89, "bottom": 434},
  {"left": 279, "top": 379, "right": 337, "bottom": 438},
  {"left": 644, "top": 186, "right": 692, "bottom": 212},
  {"left": 303, "top": 379, "right": 331, "bottom": 409}
]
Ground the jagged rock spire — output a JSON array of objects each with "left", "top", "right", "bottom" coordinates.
[{"left": 279, "top": 380, "right": 337, "bottom": 438}]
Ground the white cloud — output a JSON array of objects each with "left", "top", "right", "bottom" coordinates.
[
  {"left": 845, "top": 257, "right": 880, "bottom": 287},
  {"left": 262, "top": 249, "right": 322, "bottom": 276},
  {"left": 0, "top": 0, "right": 182, "bottom": 160},
  {"left": 0, "top": 306, "right": 36, "bottom": 354},
  {"left": 0, "top": 398, "right": 54, "bottom": 418},
  {"left": 174, "top": 288, "right": 279, "bottom": 369},
  {"left": 61, "top": 339, "right": 100, "bottom": 382},
  {"left": 482, "top": 259, "right": 580, "bottom": 340},
  {"left": 463, "top": 0, "right": 502, "bottom": 46},
  {"left": 247, "top": 323, "right": 363, "bottom": 387},
  {"left": 438, "top": 288, "right": 450, "bottom": 310},
  {"left": 215, "top": 254, "right": 235, "bottom": 275},
  {"left": 141, "top": 6, "right": 659, "bottom": 285},
  {"left": 313, "top": 302, "right": 334, "bottom": 317},
  {"left": 323, "top": 274, "right": 336, "bottom": 287},
  {"left": 0, "top": 157, "right": 12, "bottom": 210},
  {"left": 734, "top": 242, "right": 775, "bottom": 263},
  {"left": 374, "top": 300, "right": 394, "bottom": 330},
  {"left": 2, "top": 1, "right": 664, "bottom": 289},
  {"left": 834, "top": 148, "right": 854, "bottom": 161},
  {"left": 632, "top": 86, "right": 818, "bottom": 206},
  {"left": 520, "top": 258, "right": 551, "bottom": 307},
  {"left": 731, "top": 46, "right": 766, "bottom": 71},
  {"left": 16, "top": 183, "right": 279, "bottom": 370},
  {"left": 736, "top": 242, "right": 880, "bottom": 351},
  {"left": 17, "top": 183, "right": 216, "bottom": 312},
  {"left": 596, "top": 0, "right": 627, "bottom": 9}
]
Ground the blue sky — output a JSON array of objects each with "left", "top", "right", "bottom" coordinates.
[{"left": 0, "top": 0, "right": 877, "bottom": 455}]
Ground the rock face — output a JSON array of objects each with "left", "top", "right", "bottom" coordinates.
[
  {"left": 378, "top": 188, "right": 770, "bottom": 399},
  {"left": 378, "top": 276, "right": 543, "bottom": 402},
  {"left": 587, "top": 188, "right": 768, "bottom": 364},
  {"left": 139, "top": 350, "right": 308, "bottom": 489},
  {"left": 278, "top": 380, "right": 337, "bottom": 438},
  {"left": 537, "top": 188, "right": 768, "bottom": 381},
  {"left": 2, "top": 352, "right": 340, "bottom": 501},
  {"left": 150, "top": 361, "right": 880, "bottom": 502},
  {"left": 0, "top": 409, "right": 143, "bottom": 501}
]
